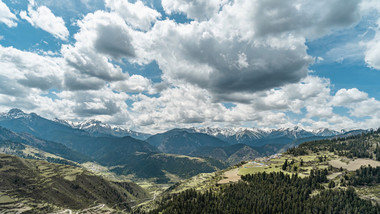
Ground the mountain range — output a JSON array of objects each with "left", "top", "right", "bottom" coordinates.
[
  {"left": 0, "top": 109, "right": 228, "bottom": 183},
  {"left": 0, "top": 108, "right": 366, "bottom": 181},
  {"left": 54, "top": 118, "right": 151, "bottom": 140},
  {"left": 185, "top": 126, "right": 340, "bottom": 146},
  {"left": 0, "top": 108, "right": 373, "bottom": 213},
  {"left": 0, "top": 109, "right": 347, "bottom": 165}
]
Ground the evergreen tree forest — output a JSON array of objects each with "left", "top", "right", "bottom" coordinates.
[
  {"left": 147, "top": 171, "right": 380, "bottom": 214},
  {"left": 346, "top": 165, "right": 380, "bottom": 186},
  {"left": 286, "top": 128, "right": 380, "bottom": 159}
]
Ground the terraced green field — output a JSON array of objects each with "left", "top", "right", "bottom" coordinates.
[{"left": 0, "top": 154, "right": 149, "bottom": 213}]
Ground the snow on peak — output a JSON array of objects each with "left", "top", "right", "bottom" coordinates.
[
  {"left": 312, "top": 128, "right": 340, "bottom": 136},
  {"left": 53, "top": 118, "right": 75, "bottom": 127},
  {"left": 0, "top": 108, "right": 31, "bottom": 119},
  {"left": 189, "top": 126, "right": 339, "bottom": 139}
]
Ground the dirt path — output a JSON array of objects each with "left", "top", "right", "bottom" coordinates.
[
  {"left": 329, "top": 159, "right": 380, "bottom": 171},
  {"left": 218, "top": 168, "right": 241, "bottom": 184}
]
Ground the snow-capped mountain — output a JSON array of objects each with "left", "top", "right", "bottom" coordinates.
[
  {"left": 0, "top": 109, "right": 347, "bottom": 145},
  {"left": 53, "top": 118, "right": 75, "bottom": 127},
  {"left": 54, "top": 118, "right": 151, "bottom": 140},
  {"left": 0, "top": 108, "right": 32, "bottom": 120},
  {"left": 187, "top": 127, "right": 269, "bottom": 138},
  {"left": 190, "top": 126, "right": 339, "bottom": 138},
  {"left": 311, "top": 128, "right": 341, "bottom": 137},
  {"left": 187, "top": 126, "right": 341, "bottom": 146}
]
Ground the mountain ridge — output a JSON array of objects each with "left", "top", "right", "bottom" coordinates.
[{"left": 0, "top": 109, "right": 228, "bottom": 183}]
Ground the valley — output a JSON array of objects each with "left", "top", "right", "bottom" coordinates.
[
  {"left": 3, "top": 1, "right": 380, "bottom": 213},
  {"left": 137, "top": 129, "right": 380, "bottom": 213},
  {"left": 0, "top": 109, "right": 379, "bottom": 213}
]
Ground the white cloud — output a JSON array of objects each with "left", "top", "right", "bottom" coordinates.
[
  {"left": 111, "top": 75, "right": 152, "bottom": 93},
  {"left": 1, "top": 0, "right": 380, "bottom": 133},
  {"left": 125, "top": 76, "right": 333, "bottom": 132},
  {"left": 57, "top": 88, "right": 131, "bottom": 123},
  {"left": 326, "top": 42, "right": 365, "bottom": 63},
  {"left": 0, "top": 45, "right": 64, "bottom": 94},
  {"left": 361, "top": 0, "right": 380, "bottom": 71},
  {"left": 137, "top": 19, "right": 312, "bottom": 99},
  {"left": 162, "top": 0, "right": 224, "bottom": 21},
  {"left": 105, "top": 0, "right": 161, "bottom": 31},
  {"left": 0, "top": 0, "right": 17, "bottom": 27},
  {"left": 364, "top": 20, "right": 380, "bottom": 70},
  {"left": 20, "top": 2, "right": 69, "bottom": 40},
  {"left": 129, "top": 0, "right": 363, "bottom": 103},
  {"left": 61, "top": 11, "right": 133, "bottom": 88},
  {"left": 130, "top": 84, "right": 230, "bottom": 131},
  {"left": 360, "top": 0, "right": 380, "bottom": 12},
  {"left": 331, "top": 88, "right": 368, "bottom": 106},
  {"left": 210, "top": 0, "right": 361, "bottom": 41},
  {"left": 348, "top": 98, "right": 380, "bottom": 118}
]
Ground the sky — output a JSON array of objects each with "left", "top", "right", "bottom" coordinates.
[{"left": 1, "top": 0, "right": 380, "bottom": 133}]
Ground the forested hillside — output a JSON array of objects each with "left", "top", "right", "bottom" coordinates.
[
  {"left": 146, "top": 171, "right": 380, "bottom": 214},
  {"left": 136, "top": 129, "right": 380, "bottom": 213},
  {"left": 286, "top": 128, "right": 380, "bottom": 160}
]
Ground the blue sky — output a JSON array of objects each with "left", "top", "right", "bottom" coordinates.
[{"left": 1, "top": 0, "right": 380, "bottom": 133}]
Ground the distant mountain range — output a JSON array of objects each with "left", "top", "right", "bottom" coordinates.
[
  {"left": 186, "top": 126, "right": 341, "bottom": 146},
  {"left": 143, "top": 127, "right": 343, "bottom": 164},
  {"left": 0, "top": 108, "right": 369, "bottom": 182},
  {"left": 1, "top": 109, "right": 342, "bottom": 146},
  {"left": 54, "top": 118, "right": 151, "bottom": 140},
  {"left": 146, "top": 129, "right": 229, "bottom": 155},
  {"left": 0, "top": 109, "right": 228, "bottom": 183}
]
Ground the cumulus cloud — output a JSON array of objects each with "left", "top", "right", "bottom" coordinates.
[
  {"left": 162, "top": 0, "right": 224, "bottom": 21},
  {"left": 130, "top": 84, "right": 229, "bottom": 131},
  {"left": 361, "top": 0, "right": 380, "bottom": 71},
  {"left": 139, "top": 20, "right": 312, "bottom": 99},
  {"left": 61, "top": 11, "right": 133, "bottom": 84},
  {"left": 125, "top": 76, "right": 333, "bottom": 132},
  {"left": 20, "top": 1, "right": 69, "bottom": 40},
  {"left": 0, "top": 45, "right": 64, "bottom": 94},
  {"left": 63, "top": 71, "right": 105, "bottom": 91},
  {"left": 1, "top": 0, "right": 379, "bottom": 133},
  {"left": 105, "top": 0, "right": 161, "bottom": 31},
  {"left": 348, "top": 99, "right": 380, "bottom": 118},
  {"left": 57, "top": 88, "right": 131, "bottom": 122},
  {"left": 111, "top": 75, "right": 152, "bottom": 93},
  {"left": 0, "top": 0, "right": 17, "bottom": 27},
  {"left": 209, "top": 0, "right": 361, "bottom": 40},
  {"left": 331, "top": 88, "right": 368, "bottom": 106},
  {"left": 130, "top": 0, "right": 362, "bottom": 102},
  {"left": 364, "top": 19, "right": 380, "bottom": 70}
]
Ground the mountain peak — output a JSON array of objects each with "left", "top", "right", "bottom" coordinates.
[
  {"left": 8, "top": 108, "right": 24, "bottom": 114},
  {"left": 78, "top": 119, "right": 103, "bottom": 127},
  {"left": 0, "top": 108, "right": 30, "bottom": 120}
]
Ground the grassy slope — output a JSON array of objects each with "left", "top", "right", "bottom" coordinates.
[
  {"left": 0, "top": 154, "right": 148, "bottom": 213},
  {"left": 136, "top": 131, "right": 380, "bottom": 212},
  {"left": 111, "top": 153, "right": 228, "bottom": 184}
]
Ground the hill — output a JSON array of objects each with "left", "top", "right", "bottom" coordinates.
[
  {"left": 0, "top": 126, "right": 90, "bottom": 164},
  {"left": 111, "top": 153, "right": 228, "bottom": 183},
  {"left": 137, "top": 129, "right": 380, "bottom": 213},
  {"left": 146, "top": 129, "right": 229, "bottom": 155},
  {"left": 0, "top": 109, "right": 158, "bottom": 158},
  {"left": 190, "top": 144, "right": 260, "bottom": 164},
  {"left": 0, "top": 154, "right": 149, "bottom": 213}
]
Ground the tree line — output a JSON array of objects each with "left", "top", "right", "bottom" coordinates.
[{"left": 145, "top": 171, "right": 380, "bottom": 214}]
